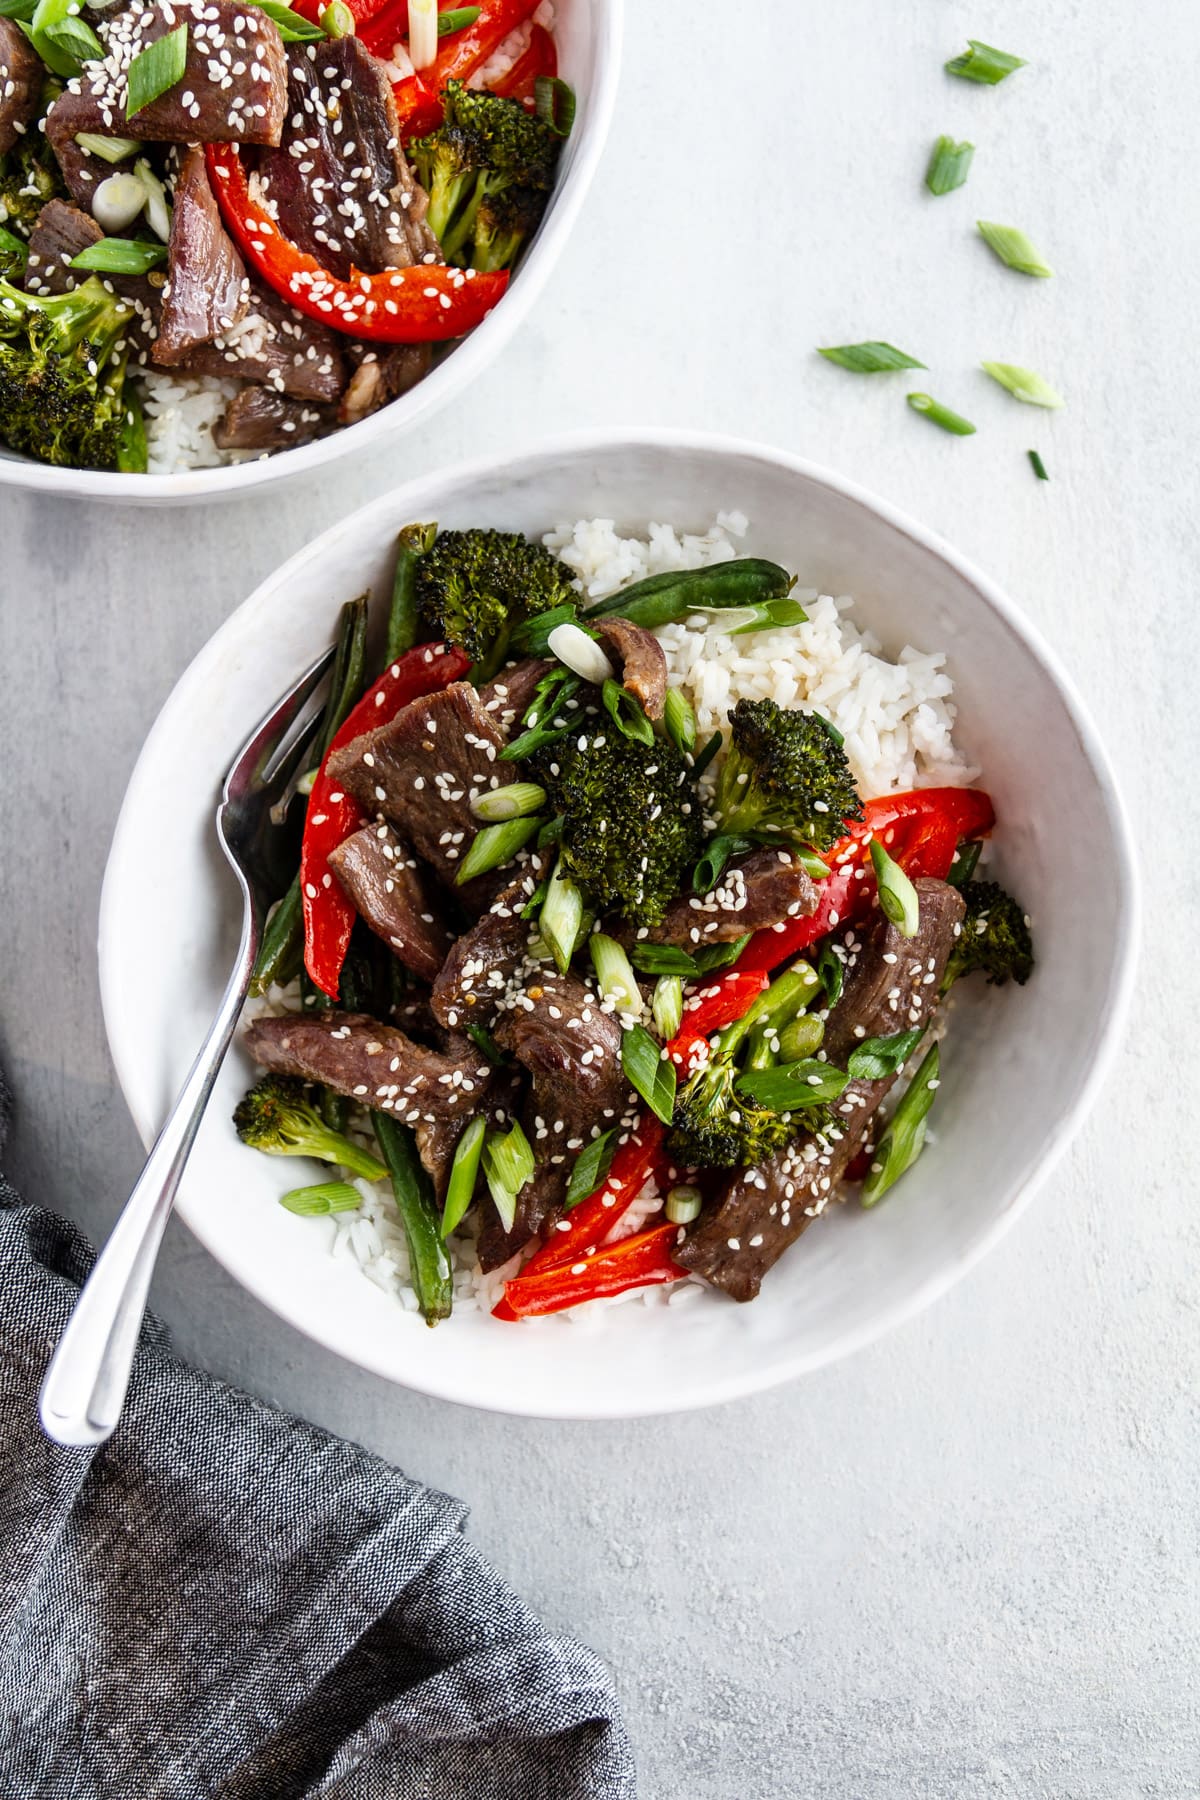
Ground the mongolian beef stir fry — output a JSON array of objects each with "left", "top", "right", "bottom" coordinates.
[
  {"left": 234, "top": 525, "right": 1035, "bottom": 1324},
  {"left": 0, "top": 0, "right": 571, "bottom": 470}
]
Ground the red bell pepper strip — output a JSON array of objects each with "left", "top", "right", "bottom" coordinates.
[
  {"left": 517, "top": 1117, "right": 666, "bottom": 1280},
  {"left": 300, "top": 642, "right": 470, "bottom": 998},
  {"left": 361, "top": 0, "right": 465, "bottom": 56},
  {"left": 496, "top": 1221, "right": 684, "bottom": 1320},
  {"left": 391, "top": 72, "right": 446, "bottom": 139},
  {"left": 386, "top": 0, "right": 542, "bottom": 131},
  {"left": 664, "top": 969, "right": 770, "bottom": 1073},
  {"left": 491, "top": 21, "right": 556, "bottom": 106},
  {"left": 204, "top": 144, "right": 508, "bottom": 342}
]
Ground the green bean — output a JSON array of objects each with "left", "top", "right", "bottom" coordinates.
[
  {"left": 583, "top": 559, "right": 793, "bottom": 630},
  {"left": 371, "top": 1111, "right": 453, "bottom": 1324},
  {"left": 384, "top": 523, "right": 435, "bottom": 669},
  {"left": 249, "top": 879, "right": 304, "bottom": 996}
]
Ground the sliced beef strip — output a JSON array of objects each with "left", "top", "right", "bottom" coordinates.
[
  {"left": 674, "top": 878, "right": 965, "bottom": 1301},
  {"left": 477, "top": 658, "right": 554, "bottom": 731},
  {"left": 430, "top": 857, "right": 545, "bottom": 1031},
  {"left": 594, "top": 617, "right": 668, "bottom": 720},
  {"left": 23, "top": 200, "right": 162, "bottom": 348},
  {"left": 0, "top": 19, "right": 42, "bottom": 158},
  {"left": 251, "top": 38, "right": 440, "bottom": 281},
  {"left": 324, "top": 680, "right": 508, "bottom": 897},
  {"left": 337, "top": 344, "right": 433, "bottom": 426},
  {"left": 242, "top": 1010, "right": 494, "bottom": 1132},
  {"left": 628, "top": 846, "right": 818, "bottom": 948},
  {"left": 212, "top": 384, "right": 326, "bottom": 452},
  {"left": 176, "top": 276, "right": 347, "bottom": 403},
  {"left": 153, "top": 146, "right": 247, "bottom": 364},
  {"left": 328, "top": 820, "right": 454, "bottom": 985},
  {"left": 477, "top": 972, "right": 634, "bottom": 1270}
]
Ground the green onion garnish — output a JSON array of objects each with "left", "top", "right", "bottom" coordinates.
[
  {"left": 70, "top": 236, "right": 168, "bottom": 275},
  {"left": 534, "top": 74, "right": 575, "bottom": 137},
  {"left": 0, "top": 223, "right": 28, "bottom": 270},
  {"left": 540, "top": 854, "right": 584, "bottom": 974},
  {"left": 846, "top": 1026, "right": 925, "bottom": 1082},
  {"left": 735, "top": 1059, "right": 849, "bottom": 1111},
  {"left": 38, "top": 8, "right": 103, "bottom": 72},
  {"left": 241, "top": 0, "right": 324, "bottom": 38},
  {"left": 563, "top": 1129, "right": 617, "bottom": 1210},
  {"left": 907, "top": 392, "right": 977, "bottom": 437},
  {"left": 665, "top": 1184, "right": 702, "bottom": 1226},
  {"left": 777, "top": 1013, "right": 824, "bottom": 1061},
  {"left": 621, "top": 1023, "right": 677, "bottom": 1124},
  {"left": 818, "top": 341, "right": 926, "bottom": 374},
  {"left": 663, "top": 687, "right": 696, "bottom": 758},
  {"left": 977, "top": 220, "right": 1053, "bottom": 277},
  {"left": 980, "top": 362, "right": 1064, "bottom": 408},
  {"left": 455, "top": 814, "right": 540, "bottom": 884},
  {"left": 279, "top": 1180, "right": 361, "bottom": 1216},
  {"left": 726, "top": 597, "right": 809, "bottom": 638},
  {"left": 601, "top": 678, "right": 654, "bottom": 745},
  {"left": 924, "top": 135, "right": 974, "bottom": 196},
  {"left": 691, "top": 729, "right": 723, "bottom": 779},
  {"left": 862, "top": 1044, "right": 940, "bottom": 1206},
  {"left": 441, "top": 1114, "right": 485, "bottom": 1238},
  {"left": 470, "top": 780, "right": 546, "bottom": 823},
  {"left": 482, "top": 1119, "right": 535, "bottom": 1232},
  {"left": 75, "top": 131, "right": 143, "bottom": 163},
  {"left": 1028, "top": 449, "right": 1049, "bottom": 481},
  {"left": 319, "top": 0, "right": 355, "bottom": 32},
  {"left": 946, "top": 840, "right": 983, "bottom": 887},
  {"left": 126, "top": 22, "right": 189, "bottom": 119},
  {"left": 944, "top": 40, "right": 1026, "bottom": 85},
  {"left": 589, "top": 932, "right": 643, "bottom": 1016},
  {"left": 692, "top": 933, "right": 751, "bottom": 975},
  {"left": 870, "top": 838, "right": 921, "bottom": 935},
  {"left": 693, "top": 832, "right": 753, "bottom": 895},
  {"left": 437, "top": 4, "right": 480, "bottom": 32},
  {"left": 629, "top": 943, "right": 698, "bottom": 977},
  {"left": 0, "top": 0, "right": 37, "bottom": 20},
  {"left": 651, "top": 974, "right": 683, "bottom": 1041},
  {"left": 817, "top": 940, "right": 844, "bottom": 1007}
]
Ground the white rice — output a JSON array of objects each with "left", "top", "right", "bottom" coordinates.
[
  {"left": 383, "top": 0, "right": 555, "bottom": 89},
  {"left": 255, "top": 513, "right": 978, "bottom": 1324},
  {"left": 140, "top": 370, "right": 240, "bottom": 475}
]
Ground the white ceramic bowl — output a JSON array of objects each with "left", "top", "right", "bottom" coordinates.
[
  {"left": 0, "top": 1, "right": 620, "bottom": 505},
  {"left": 99, "top": 432, "right": 1139, "bottom": 1416}
]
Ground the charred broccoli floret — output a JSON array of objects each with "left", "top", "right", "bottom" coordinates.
[
  {"left": 410, "top": 80, "right": 562, "bottom": 271},
  {"left": 0, "top": 275, "right": 137, "bottom": 470},
  {"left": 667, "top": 1056, "right": 796, "bottom": 1171},
  {"left": 415, "top": 526, "right": 576, "bottom": 675},
  {"left": 233, "top": 1075, "right": 389, "bottom": 1181},
  {"left": 538, "top": 729, "right": 704, "bottom": 929},
  {"left": 942, "top": 879, "right": 1034, "bottom": 990},
  {"left": 712, "top": 697, "right": 864, "bottom": 854},
  {"left": 0, "top": 130, "right": 65, "bottom": 240}
]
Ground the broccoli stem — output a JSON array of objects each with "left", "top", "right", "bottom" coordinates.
[{"left": 372, "top": 1111, "right": 453, "bottom": 1325}]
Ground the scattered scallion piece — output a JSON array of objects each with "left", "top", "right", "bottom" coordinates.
[
  {"left": 564, "top": 1129, "right": 617, "bottom": 1210},
  {"left": 126, "top": 22, "right": 188, "bottom": 119},
  {"left": 925, "top": 135, "right": 974, "bottom": 196},
  {"left": 907, "top": 392, "right": 977, "bottom": 437},
  {"left": 534, "top": 73, "right": 575, "bottom": 137},
  {"left": 693, "top": 832, "right": 754, "bottom": 896},
  {"left": 601, "top": 678, "right": 654, "bottom": 745},
  {"left": 944, "top": 39, "right": 1026, "bottom": 85},
  {"left": 621, "top": 1023, "right": 677, "bottom": 1124},
  {"left": 540, "top": 854, "right": 584, "bottom": 974},
  {"left": 40, "top": 9, "right": 104, "bottom": 70},
  {"left": 630, "top": 943, "right": 697, "bottom": 977},
  {"left": 817, "top": 940, "right": 844, "bottom": 1007},
  {"left": 1028, "top": 449, "right": 1049, "bottom": 481},
  {"left": 870, "top": 838, "right": 921, "bottom": 935},
  {"left": 437, "top": 4, "right": 479, "bottom": 32},
  {"left": 455, "top": 814, "right": 541, "bottom": 884},
  {"left": 777, "top": 1013, "right": 824, "bottom": 1061},
  {"left": 691, "top": 730, "right": 723, "bottom": 779},
  {"left": 482, "top": 1119, "right": 535, "bottom": 1232},
  {"left": 977, "top": 220, "right": 1053, "bottom": 277},
  {"left": 735, "top": 1059, "right": 849, "bottom": 1111},
  {"left": 590, "top": 933, "right": 643, "bottom": 1016},
  {"left": 407, "top": 0, "right": 437, "bottom": 66},
  {"left": 692, "top": 933, "right": 751, "bottom": 975},
  {"left": 947, "top": 840, "right": 983, "bottom": 887},
  {"left": 242, "top": 0, "right": 324, "bottom": 38},
  {"left": 981, "top": 362, "right": 1064, "bottom": 408},
  {"left": 861, "top": 1044, "right": 940, "bottom": 1206},
  {"left": 320, "top": 0, "right": 355, "bottom": 33},
  {"left": 818, "top": 341, "right": 926, "bottom": 374},
  {"left": 0, "top": 0, "right": 37, "bottom": 21},
  {"left": 846, "top": 1026, "right": 925, "bottom": 1082},
  {"left": 466, "top": 1021, "right": 506, "bottom": 1065},
  {"left": 471, "top": 781, "right": 546, "bottom": 823},
  {"left": 665, "top": 1184, "right": 702, "bottom": 1226},
  {"left": 0, "top": 223, "right": 28, "bottom": 270},
  {"left": 725, "top": 596, "right": 808, "bottom": 637},
  {"left": 441, "top": 1114, "right": 486, "bottom": 1238},
  {"left": 279, "top": 1180, "right": 361, "bottom": 1217},
  {"left": 75, "top": 131, "right": 143, "bottom": 163},
  {"left": 70, "top": 235, "right": 168, "bottom": 274},
  {"left": 26, "top": 0, "right": 101, "bottom": 77},
  {"left": 651, "top": 974, "right": 683, "bottom": 1041},
  {"left": 663, "top": 687, "right": 696, "bottom": 758}
]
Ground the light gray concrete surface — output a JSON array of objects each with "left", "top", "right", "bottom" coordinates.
[{"left": 2, "top": 2, "right": 1198, "bottom": 1793}]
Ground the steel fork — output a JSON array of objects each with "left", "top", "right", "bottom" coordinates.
[{"left": 38, "top": 647, "right": 335, "bottom": 1448}]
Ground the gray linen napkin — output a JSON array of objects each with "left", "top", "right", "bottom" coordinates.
[{"left": 0, "top": 1075, "right": 636, "bottom": 1799}]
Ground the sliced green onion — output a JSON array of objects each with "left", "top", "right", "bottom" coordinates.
[
  {"left": 651, "top": 975, "right": 683, "bottom": 1041},
  {"left": 511, "top": 603, "right": 579, "bottom": 658},
  {"left": 541, "top": 854, "right": 584, "bottom": 974},
  {"left": 40, "top": 9, "right": 103, "bottom": 68},
  {"left": 547, "top": 619, "right": 613, "bottom": 684},
  {"left": 482, "top": 1119, "right": 535, "bottom": 1232},
  {"left": 407, "top": 0, "right": 436, "bottom": 66},
  {"left": 455, "top": 814, "right": 541, "bottom": 884},
  {"left": 70, "top": 235, "right": 167, "bottom": 274},
  {"left": 0, "top": 224, "right": 28, "bottom": 271},
  {"left": 777, "top": 1013, "right": 825, "bottom": 1061},
  {"left": 816, "top": 940, "right": 844, "bottom": 1008},
  {"left": 320, "top": 0, "right": 355, "bottom": 33},
  {"left": 441, "top": 1114, "right": 485, "bottom": 1238},
  {"left": 126, "top": 22, "right": 188, "bottom": 119},
  {"left": 945, "top": 39, "right": 1026, "bottom": 84},
  {"left": 977, "top": 220, "right": 1053, "bottom": 278},
  {"left": 862, "top": 1044, "right": 940, "bottom": 1206},
  {"left": 794, "top": 847, "right": 832, "bottom": 880},
  {"left": 630, "top": 943, "right": 698, "bottom": 977},
  {"left": 981, "top": 361, "right": 1064, "bottom": 408},
  {"left": 518, "top": 878, "right": 549, "bottom": 922},
  {"left": 870, "top": 838, "right": 921, "bottom": 935},
  {"left": 536, "top": 814, "right": 564, "bottom": 850},
  {"left": 437, "top": 4, "right": 479, "bottom": 32},
  {"left": 280, "top": 1179, "right": 361, "bottom": 1216},
  {"left": 736, "top": 1059, "right": 849, "bottom": 1112},
  {"left": 601, "top": 678, "right": 653, "bottom": 745},
  {"left": 621, "top": 1023, "right": 677, "bottom": 1124},
  {"left": 907, "top": 392, "right": 977, "bottom": 437},
  {"left": 564, "top": 1128, "right": 617, "bottom": 1210},
  {"left": 665, "top": 1184, "right": 701, "bottom": 1226},
  {"left": 663, "top": 687, "right": 696, "bottom": 758},
  {"left": 726, "top": 597, "right": 808, "bottom": 638},
  {"left": 925, "top": 135, "right": 974, "bottom": 196},
  {"left": 846, "top": 1026, "right": 925, "bottom": 1081},
  {"left": 75, "top": 131, "right": 142, "bottom": 163},
  {"left": 0, "top": 0, "right": 37, "bottom": 21},
  {"left": 116, "top": 384, "right": 147, "bottom": 474},
  {"left": 240, "top": 0, "right": 324, "bottom": 36},
  {"left": 691, "top": 730, "right": 723, "bottom": 779},
  {"left": 535, "top": 73, "right": 575, "bottom": 137},
  {"left": 590, "top": 932, "right": 643, "bottom": 1016},
  {"left": 693, "top": 832, "right": 753, "bottom": 895},
  {"left": 693, "top": 933, "right": 751, "bottom": 975},
  {"left": 818, "top": 341, "right": 926, "bottom": 373},
  {"left": 1028, "top": 449, "right": 1049, "bottom": 481},
  {"left": 947, "top": 840, "right": 983, "bottom": 887},
  {"left": 26, "top": 0, "right": 101, "bottom": 76},
  {"left": 471, "top": 780, "right": 546, "bottom": 822}
]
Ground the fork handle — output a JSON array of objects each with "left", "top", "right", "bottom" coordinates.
[{"left": 39, "top": 920, "right": 255, "bottom": 1448}]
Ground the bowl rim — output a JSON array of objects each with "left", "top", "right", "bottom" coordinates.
[
  {"left": 0, "top": 0, "right": 623, "bottom": 504},
  {"left": 98, "top": 428, "right": 1142, "bottom": 1414}
]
